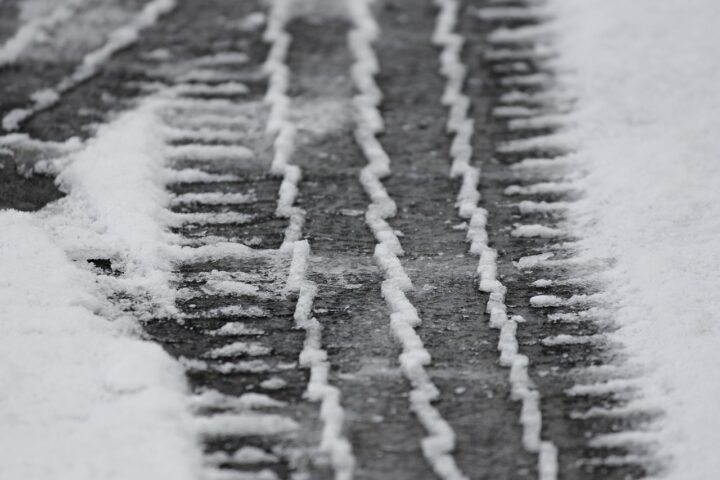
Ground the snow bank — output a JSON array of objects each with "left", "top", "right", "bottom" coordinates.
[
  {"left": 42, "top": 100, "right": 178, "bottom": 316},
  {"left": 550, "top": 1, "right": 720, "bottom": 477},
  {"left": 0, "top": 211, "right": 201, "bottom": 480}
]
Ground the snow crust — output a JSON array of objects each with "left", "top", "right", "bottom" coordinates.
[
  {"left": 547, "top": 0, "right": 720, "bottom": 477},
  {"left": 0, "top": 211, "right": 201, "bottom": 480}
]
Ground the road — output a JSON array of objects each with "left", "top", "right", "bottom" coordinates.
[{"left": 0, "top": 0, "right": 653, "bottom": 479}]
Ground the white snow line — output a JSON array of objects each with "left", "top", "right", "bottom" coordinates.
[
  {"left": 569, "top": 402, "right": 660, "bottom": 420},
  {"left": 208, "top": 323, "right": 265, "bottom": 337},
  {"left": 179, "top": 69, "right": 248, "bottom": 83},
  {"left": 487, "top": 24, "right": 557, "bottom": 45},
  {"left": 498, "top": 90, "right": 575, "bottom": 107},
  {"left": 191, "top": 390, "right": 286, "bottom": 410},
  {"left": 347, "top": 2, "right": 467, "bottom": 479},
  {"left": 540, "top": 334, "right": 604, "bottom": 346},
  {"left": 262, "top": 3, "right": 355, "bottom": 478},
  {"left": 578, "top": 455, "right": 653, "bottom": 468},
  {"left": 497, "top": 133, "right": 573, "bottom": 154},
  {"left": 432, "top": 1, "right": 558, "bottom": 478},
  {"left": 172, "top": 82, "right": 250, "bottom": 97},
  {"left": 566, "top": 379, "right": 641, "bottom": 397},
  {"left": 163, "top": 168, "right": 240, "bottom": 184},
  {"left": 511, "top": 224, "right": 565, "bottom": 238},
  {"left": 510, "top": 155, "right": 580, "bottom": 171},
  {"left": 474, "top": 6, "right": 554, "bottom": 22},
  {"left": 508, "top": 114, "right": 567, "bottom": 131},
  {"left": 171, "top": 212, "right": 254, "bottom": 226},
  {"left": 0, "top": 0, "right": 88, "bottom": 67},
  {"left": 500, "top": 73, "right": 555, "bottom": 88},
  {"left": 2, "top": 0, "right": 177, "bottom": 131},
  {"left": 504, "top": 181, "right": 580, "bottom": 196},
  {"left": 530, "top": 293, "right": 605, "bottom": 308},
  {"left": 192, "top": 52, "right": 250, "bottom": 67},
  {"left": 195, "top": 413, "right": 299, "bottom": 438},
  {"left": 517, "top": 200, "right": 571, "bottom": 214},
  {"left": 165, "top": 144, "right": 255, "bottom": 162},
  {"left": 204, "top": 341, "right": 271, "bottom": 359},
  {"left": 483, "top": 46, "right": 556, "bottom": 62},
  {"left": 165, "top": 114, "right": 253, "bottom": 130},
  {"left": 171, "top": 192, "right": 256, "bottom": 206},
  {"left": 163, "top": 126, "right": 245, "bottom": 143},
  {"left": 587, "top": 431, "right": 660, "bottom": 450},
  {"left": 163, "top": 97, "right": 254, "bottom": 116},
  {"left": 204, "top": 446, "right": 279, "bottom": 466},
  {"left": 181, "top": 357, "right": 273, "bottom": 374}
]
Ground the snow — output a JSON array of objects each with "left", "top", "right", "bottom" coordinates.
[
  {"left": 41, "top": 100, "right": 178, "bottom": 317},
  {"left": 210, "top": 323, "right": 265, "bottom": 337},
  {"left": 195, "top": 413, "right": 299, "bottom": 437},
  {"left": 205, "top": 446, "right": 279, "bottom": 466},
  {"left": 204, "top": 342, "right": 272, "bottom": 359},
  {"left": 166, "top": 144, "right": 255, "bottom": 162},
  {"left": 547, "top": 0, "right": 720, "bottom": 477},
  {"left": 0, "top": 211, "right": 201, "bottom": 480},
  {"left": 0, "top": 94, "right": 207, "bottom": 478}
]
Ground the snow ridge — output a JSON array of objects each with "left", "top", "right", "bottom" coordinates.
[
  {"left": 263, "top": 2, "right": 355, "bottom": 478},
  {"left": 347, "top": 1, "right": 467, "bottom": 479},
  {"left": 2, "top": 0, "right": 177, "bottom": 131},
  {"left": 432, "top": 1, "right": 558, "bottom": 478}
]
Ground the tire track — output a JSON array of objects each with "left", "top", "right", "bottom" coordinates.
[
  {"left": 432, "top": 0, "right": 557, "bottom": 478},
  {"left": 465, "top": 1, "right": 656, "bottom": 478},
  {"left": 284, "top": 11, "right": 432, "bottom": 479},
  {"left": 262, "top": 2, "right": 354, "bottom": 477},
  {"left": 347, "top": 1, "right": 469, "bottom": 479}
]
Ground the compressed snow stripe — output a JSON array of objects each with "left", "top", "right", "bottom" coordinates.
[
  {"left": 171, "top": 192, "right": 255, "bottom": 206},
  {"left": 164, "top": 126, "right": 245, "bottom": 143},
  {"left": 432, "top": 1, "right": 558, "bottom": 478},
  {"left": 347, "top": 2, "right": 468, "bottom": 479},
  {"left": 163, "top": 97, "right": 255, "bottom": 115},
  {"left": 475, "top": 6, "right": 553, "bottom": 22},
  {"left": 195, "top": 413, "right": 299, "bottom": 437},
  {"left": 192, "top": 52, "right": 250, "bottom": 67},
  {"left": 171, "top": 212, "right": 254, "bottom": 226},
  {"left": 163, "top": 168, "right": 240, "bottom": 184},
  {"left": 172, "top": 82, "right": 250, "bottom": 97},
  {"left": 0, "top": 0, "right": 88, "bottom": 66},
  {"left": 166, "top": 144, "right": 255, "bottom": 162},
  {"left": 2, "top": 0, "right": 177, "bottom": 131},
  {"left": 261, "top": 3, "right": 355, "bottom": 478},
  {"left": 179, "top": 69, "right": 253, "bottom": 83}
]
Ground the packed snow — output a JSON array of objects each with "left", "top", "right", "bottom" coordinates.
[
  {"left": 0, "top": 98, "right": 201, "bottom": 479},
  {"left": 549, "top": 0, "right": 720, "bottom": 477},
  {"left": 0, "top": 211, "right": 201, "bottom": 480}
]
